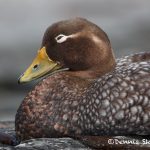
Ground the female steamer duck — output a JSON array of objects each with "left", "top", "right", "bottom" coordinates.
[{"left": 1, "top": 18, "right": 150, "bottom": 145}]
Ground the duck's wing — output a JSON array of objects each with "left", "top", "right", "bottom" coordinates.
[
  {"left": 87, "top": 52, "right": 150, "bottom": 135},
  {"left": 116, "top": 52, "right": 150, "bottom": 67}
]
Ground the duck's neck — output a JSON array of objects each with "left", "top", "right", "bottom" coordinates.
[{"left": 70, "top": 49, "right": 116, "bottom": 79}]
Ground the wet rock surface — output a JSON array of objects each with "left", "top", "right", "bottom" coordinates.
[
  {"left": 0, "top": 121, "right": 90, "bottom": 150},
  {"left": 1, "top": 122, "right": 150, "bottom": 150},
  {"left": 1, "top": 138, "right": 89, "bottom": 150}
]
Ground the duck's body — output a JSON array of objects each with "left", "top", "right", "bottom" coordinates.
[
  {"left": 16, "top": 52, "right": 150, "bottom": 140},
  {"left": 1, "top": 17, "right": 145, "bottom": 142}
]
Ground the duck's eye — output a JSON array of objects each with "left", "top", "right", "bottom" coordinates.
[{"left": 55, "top": 34, "right": 68, "bottom": 43}]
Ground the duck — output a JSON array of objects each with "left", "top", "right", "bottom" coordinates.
[{"left": 3, "top": 18, "right": 150, "bottom": 144}]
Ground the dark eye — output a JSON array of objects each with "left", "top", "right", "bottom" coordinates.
[
  {"left": 55, "top": 34, "right": 68, "bottom": 43},
  {"left": 56, "top": 35, "right": 64, "bottom": 40}
]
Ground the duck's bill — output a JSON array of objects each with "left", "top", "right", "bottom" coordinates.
[{"left": 18, "top": 47, "right": 62, "bottom": 84}]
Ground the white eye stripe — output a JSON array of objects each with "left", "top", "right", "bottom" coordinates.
[
  {"left": 55, "top": 34, "right": 69, "bottom": 43},
  {"left": 55, "top": 33, "right": 79, "bottom": 43}
]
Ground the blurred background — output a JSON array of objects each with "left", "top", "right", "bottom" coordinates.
[{"left": 0, "top": 0, "right": 150, "bottom": 121}]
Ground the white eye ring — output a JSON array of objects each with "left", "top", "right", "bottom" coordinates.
[{"left": 55, "top": 34, "right": 68, "bottom": 43}]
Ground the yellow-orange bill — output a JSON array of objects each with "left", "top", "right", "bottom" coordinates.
[{"left": 18, "top": 47, "right": 61, "bottom": 83}]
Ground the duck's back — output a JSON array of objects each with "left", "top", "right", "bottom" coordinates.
[{"left": 86, "top": 52, "right": 150, "bottom": 135}]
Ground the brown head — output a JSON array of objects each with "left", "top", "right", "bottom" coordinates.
[{"left": 18, "top": 18, "right": 116, "bottom": 83}]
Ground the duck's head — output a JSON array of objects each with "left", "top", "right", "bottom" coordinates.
[{"left": 18, "top": 18, "right": 116, "bottom": 83}]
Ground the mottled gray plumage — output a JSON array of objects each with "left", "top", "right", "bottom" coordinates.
[{"left": 85, "top": 53, "right": 150, "bottom": 135}]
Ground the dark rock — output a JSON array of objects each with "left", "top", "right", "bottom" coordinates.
[
  {"left": 1, "top": 121, "right": 150, "bottom": 150},
  {"left": 1, "top": 138, "right": 89, "bottom": 150},
  {"left": 0, "top": 121, "right": 90, "bottom": 150}
]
